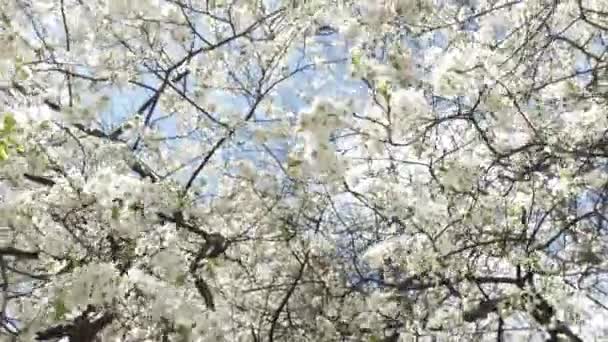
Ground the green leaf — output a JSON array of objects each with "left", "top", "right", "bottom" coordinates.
[
  {"left": 352, "top": 53, "right": 361, "bottom": 68},
  {"left": 39, "top": 120, "right": 51, "bottom": 130},
  {"left": 287, "top": 156, "right": 302, "bottom": 168},
  {"left": 175, "top": 273, "right": 187, "bottom": 286},
  {"left": 0, "top": 142, "right": 8, "bottom": 161},
  {"left": 53, "top": 297, "right": 68, "bottom": 320},
  {"left": 5, "top": 135, "right": 19, "bottom": 147},
  {"left": 176, "top": 324, "right": 192, "bottom": 342},
  {"left": 377, "top": 81, "right": 391, "bottom": 101},
  {"left": 3, "top": 114, "right": 16, "bottom": 133},
  {"left": 369, "top": 336, "right": 380, "bottom": 342},
  {"left": 111, "top": 206, "right": 120, "bottom": 220},
  {"left": 208, "top": 258, "right": 222, "bottom": 268}
]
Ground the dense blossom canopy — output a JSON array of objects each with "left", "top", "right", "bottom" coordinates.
[{"left": 1, "top": 0, "right": 608, "bottom": 341}]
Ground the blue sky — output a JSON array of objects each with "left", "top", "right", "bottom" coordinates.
[{"left": 95, "top": 24, "right": 367, "bottom": 195}]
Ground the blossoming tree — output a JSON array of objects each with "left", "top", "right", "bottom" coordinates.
[{"left": 1, "top": 0, "right": 608, "bottom": 341}]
